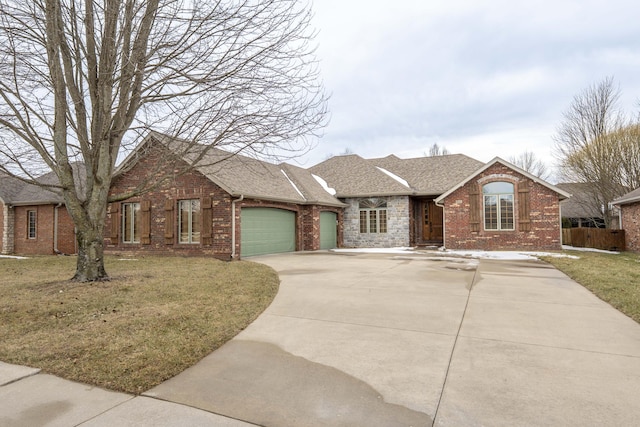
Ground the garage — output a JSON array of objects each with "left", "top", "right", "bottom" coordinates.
[
  {"left": 241, "top": 208, "right": 296, "bottom": 257},
  {"left": 320, "top": 211, "right": 337, "bottom": 250}
]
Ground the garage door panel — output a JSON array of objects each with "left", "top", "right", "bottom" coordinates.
[
  {"left": 320, "top": 211, "right": 337, "bottom": 250},
  {"left": 241, "top": 208, "right": 296, "bottom": 257}
]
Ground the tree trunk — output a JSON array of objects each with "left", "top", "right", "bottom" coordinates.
[{"left": 72, "top": 225, "right": 109, "bottom": 282}]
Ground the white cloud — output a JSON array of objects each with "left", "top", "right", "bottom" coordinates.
[{"left": 302, "top": 0, "right": 640, "bottom": 172}]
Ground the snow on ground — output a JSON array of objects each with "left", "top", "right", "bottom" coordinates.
[
  {"left": 332, "top": 247, "right": 583, "bottom": 260},
  {"left": 0, "top": 255, "right": 29, "bottom": 259},
  {"left": 562, "top": 245, "right": 619, "bottom": 254}
]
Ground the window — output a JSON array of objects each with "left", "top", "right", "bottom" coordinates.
[
  {"left": 122, "top": 202, "right": 141, "bottom": 243},
  {"left": 179, "top": 199, "right": 201, "bottom": 244},
  {"left": 483, "top": 182, "right": 514, "bottom": 230},
  {"left": 358, "top": 199, "right": 388, "bottom": 233},
  {"left": 27, "top": 210, "right": 36, "bottom": 239}
]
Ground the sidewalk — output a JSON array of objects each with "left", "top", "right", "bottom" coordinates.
[{"left": 0, "top": 362, "right": 255, "bottom": 427}]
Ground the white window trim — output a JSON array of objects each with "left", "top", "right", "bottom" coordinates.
[
  {"left": 483, "top": 193, "right": 515, "bottom": 231},
  {"left": 122, "top": 202, "right": 141, "bottom": 244},
  {"left": 178, "top": 199, "right": 201, "bottom": 244},
  {"left": 27, "top": 210, "right": 36, "bottom": 239}
]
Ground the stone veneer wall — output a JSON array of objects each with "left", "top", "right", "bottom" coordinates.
[
  {"left": 621, "top": 201, "right": 640, "bottom": 252},
  {"left": 342, "top": 196, "right": 410, "bottom": 248},
  {"left": 1, "top": 203, "right": 14, "bottom": 255}
]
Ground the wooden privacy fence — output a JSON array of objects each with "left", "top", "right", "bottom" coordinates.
[{"left": 562, "top": 228, "right": 625, "bottom": 251}]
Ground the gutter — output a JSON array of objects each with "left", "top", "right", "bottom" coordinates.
[{"left": 231, "top": 195, "right": 244, "bottom": 259}]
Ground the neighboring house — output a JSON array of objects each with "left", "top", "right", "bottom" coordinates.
[
  {"left": 556, "top": 182, "right": 609, "bottom": 228},
  {"left": 0, "top": 170, "right": 77, "bottom": 256},
  {"left": 105, "top": 133, "right": 345, "bottom": 259},
  {"left": 612, "top": 188, "right": 640, "bottom": 252},
  {"left": 312, "top": 155, "right": 570, "bottom": 251}
]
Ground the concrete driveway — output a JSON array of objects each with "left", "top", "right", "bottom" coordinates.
[{"left": 147, "top": 251, "right": 640, "bottom": 426}]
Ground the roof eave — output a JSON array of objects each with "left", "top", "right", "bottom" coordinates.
[{"left": 613, "top": 196, "right": 640, "bottom": 206}]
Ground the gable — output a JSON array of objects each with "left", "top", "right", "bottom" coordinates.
[
  {"left": 435, "top": 157, "right": 570, "bottom": 204},
  {"left": 115, "top": 132, "right": 345, "bottom": 207}
]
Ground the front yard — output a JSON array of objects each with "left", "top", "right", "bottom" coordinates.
[
  {"left": 0, "top": 255, "right": 279, "bottom": 394},
  {"left": 543, "top": 250, "right": 640, "bottom": 323}
]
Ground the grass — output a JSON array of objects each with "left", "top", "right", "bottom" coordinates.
[
  {"left": 0, "top": 255, "right": 279, "bottom": 394},
  {"left": 542, "top": 250, "right": 640, "bottom": 323}
]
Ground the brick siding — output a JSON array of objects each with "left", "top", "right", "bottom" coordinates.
[
  {"left": 621, "top": 201, "right": 640, "bottom": 252},
  {"left": 442, "top": 163, "right": 562, "bottom": 251}
]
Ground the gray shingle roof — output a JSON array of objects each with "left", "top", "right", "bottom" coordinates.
[
  {"left": 556, "top": 182, "right": 604, "bottom": 218},
  {"left": 138, "top": 133, "right": 345, "bottom": 207},
  {"left": 0, "top": 164, "right": 86, "bottom": 205},
  {"left": 612, "top": 186, "right": 640, "bottom": 206},
  {"left": 309, "top": 154, "right": 485, "bottom": 197}
]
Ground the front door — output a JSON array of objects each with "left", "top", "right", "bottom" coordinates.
[{"left": 422, "top": 200, "right": 443, "bottom": 242}]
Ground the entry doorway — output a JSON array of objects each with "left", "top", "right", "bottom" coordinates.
[{"left": 421, "top": 199, "right": 443, "bottom": 243}]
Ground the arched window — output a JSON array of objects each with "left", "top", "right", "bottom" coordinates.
[
  {"left": 358, "top": 198, "right": 388, "bottom": 234},
  {"left": 483, "top": 182, "right": 514, "bottom": 230}
]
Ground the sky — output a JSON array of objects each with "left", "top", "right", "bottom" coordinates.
[{"left": 297, "top": 0, "right": 640, "bottom": 177}]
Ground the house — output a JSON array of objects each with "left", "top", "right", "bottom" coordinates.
[
  {"left": 104, "top": 133, "right": 345, "bottom": 259},
  {"left": 612, "top": 188, "right": 640, "bottom": 252},
  {"left": 556, "top": 182, "right": 609, "bottom": 228},
  {"left": 0, "top": 170, "right": 77, "bottom": 256},
  {"left": 2, "top": 132, "right": 571, "bottom": 257},
  {"left": 312, "top": 155, "right": 571, "bottom": 251}
]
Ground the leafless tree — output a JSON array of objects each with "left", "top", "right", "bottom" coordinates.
[
  {"left": 426, "top": 142, "right": 449, "bottom": 157},
  {"left": 0, "top": 0, "right": 328, "bottom": 281},
  {"left": 554, "top": 77, "right": 632, "bottom": 228},
  {"left": 508, "top": 151, "right": 551, "bottom": 181}
]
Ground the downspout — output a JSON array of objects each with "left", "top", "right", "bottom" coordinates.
[
  {"left": 231, "top": 195, "right": 244, "bottom": 259},
  {"left": 54, "top": 203, "right": 62, "bottom": 254},
  {"left": 435, "top": 198, "right": 446, "bottom": 249}
]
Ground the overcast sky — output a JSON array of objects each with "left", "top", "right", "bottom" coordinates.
[{"left": 297, "top": 0, "right": 640, "bottom": 177}]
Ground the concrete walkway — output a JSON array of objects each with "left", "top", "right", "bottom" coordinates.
[{"left": 2, "top": 251, "right": 640, "bottom": 426}]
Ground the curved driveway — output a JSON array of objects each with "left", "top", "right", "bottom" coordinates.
[{"left": 147, "top": 251, "right": 640, "bottom": 426}]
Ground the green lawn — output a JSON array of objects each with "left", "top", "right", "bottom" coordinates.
[
  {"left": 0, "top": 255, "right": 279, "bottom": 394},
  {"left": 543, "top": 250, "right": 640, "bottom": 323}
]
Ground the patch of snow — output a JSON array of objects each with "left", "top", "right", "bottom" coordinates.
[
  {"left": 375, "top": 167, "right": 410, "bottom": 188},
  {"left": 333, "top": 247, "right": 415, "bottom": 254},
  {"left": 312, "top": 174, "right": 337, "bottom": 196},
  {"left": 281, "top": 169, "right": 306, "bottom": 200},
  {"left": 332, "top": 247, "right": 580, "bottom": 260},
  {"left": 562, "top": 245, "right": 619, "bottom": 254},
  {"left": 0, "top": 255, "right": 28, "bottom": 259},
  {"left": 440, "top": 250, "right": 580, "bottom": 260}
]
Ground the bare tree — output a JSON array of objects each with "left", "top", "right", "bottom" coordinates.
[
  {"left": 508, "top": 151, "right": 551, "bottom": 180},
  {"left": 426, "top": 143, "right": 449, "bottom": 157},
  {"left": 0, "top": 0, "right": 328, "bottom": 281},
  {"left": 554, "top": 77, "right": 630, "bottom": 227}
]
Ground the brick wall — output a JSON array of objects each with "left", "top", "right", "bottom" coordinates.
[
  {"left": 56, "top": 206, "right": 76, "bottom": 254},
  {"left": 106, "top": 146, "right": 236, "bottom": 259},
  {"left": 442, "top": 163, "right": 563, "bottom": 251},
  {"left": 621, "top": 201, "right": 640, "bottom": 252},
  {"left": 14, "top": 205, "right": 54, "bottom": 255},
  {"left": 342, "top": 196, "right": 410, "bottom": 248}
]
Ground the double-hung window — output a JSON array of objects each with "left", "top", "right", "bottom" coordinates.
[
  {"left": 122, "top": 202, "right": 141, "bottom": 243},
  {"left": 179, "top": 199, "right": 201, "bottom": 244},
  {"left": 483, "top": 182, "right": 514, "bottom": 230},
  {"left": 27, "top": 210, "right": 37, "bottom": 239},
  {"left": 358, "top": 199, "right": 388, "bottom": 233}
]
